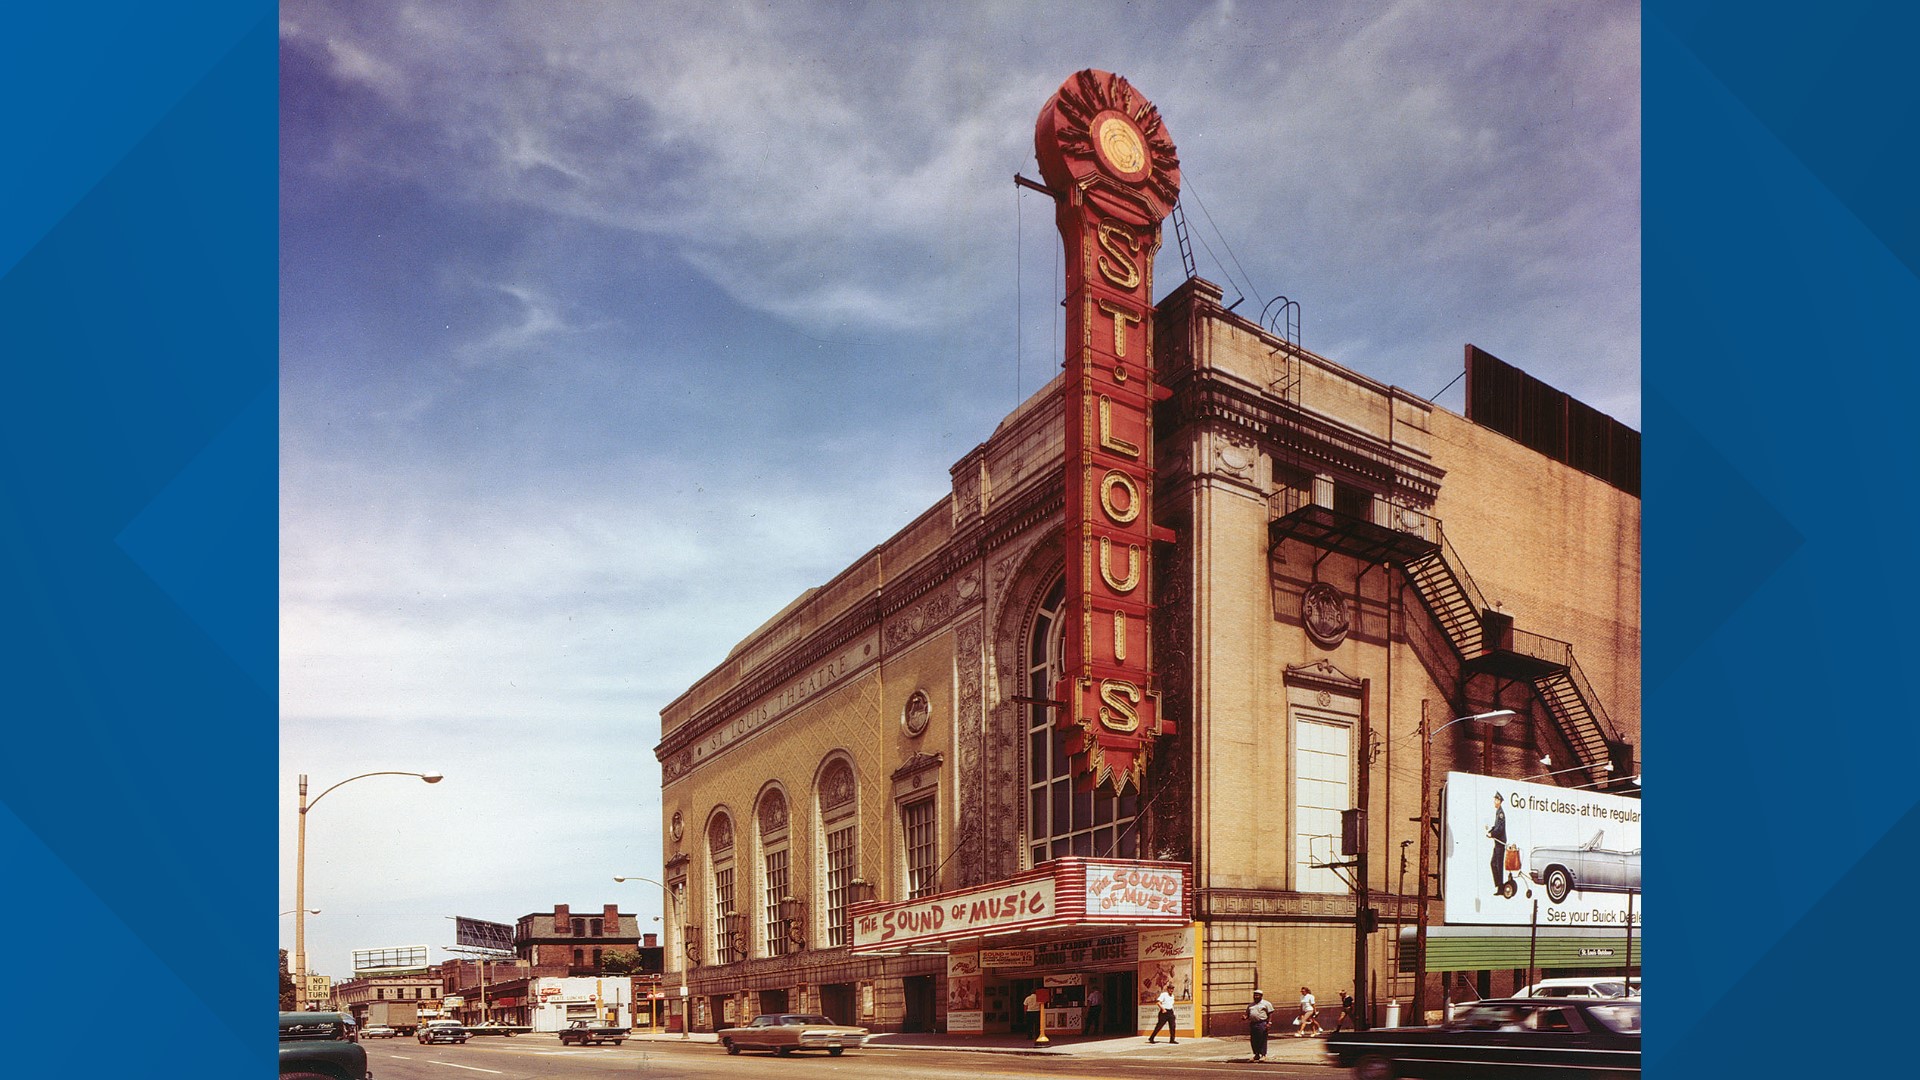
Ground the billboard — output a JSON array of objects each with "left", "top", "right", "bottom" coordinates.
[
  {"left": 353, "top": 945, "right": 431, "bottom": 974},
  {"left": 455, "top": 916, "right": 515, "bottom": 953},
  {"left": 1441, "top": 771, "right": 1642, "bottom": 928}
]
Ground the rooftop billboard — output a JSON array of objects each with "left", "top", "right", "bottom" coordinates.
[
  {"left": 454, "top": 916, "right": 514, "bottom": 953},
  {"left": 352, "top": 945, "right": 431, "bottom": 974}
]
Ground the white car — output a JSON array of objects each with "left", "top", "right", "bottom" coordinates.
[
  {"left": 1515, "top": 976, "right": 1639, "bottom": 999},
  {"left": 361, "top": 1025, "right": 398, "bottom": 1038}
]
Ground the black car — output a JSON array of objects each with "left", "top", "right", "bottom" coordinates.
[
  {"left": 279, "top": 1011, "right": 370, "bottom": 1080},
  {"left": 1325, "top": 998, "right": 1640, "bottom": 1079}
]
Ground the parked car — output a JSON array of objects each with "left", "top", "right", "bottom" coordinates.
[
  {"left": 1326, "top": 998, "right": 1639, "bottom": 1079},
  {"left": 1527, "top": 830, "right": 1641, "bottom": 905},
  {"left": 279, "top": 1011, "right": 369, "bottom": 1080},
  {"left": 557, "top": 1020, "right": 630, "bottom": 1046},
  {"left": 465, "top": 1022, "right": 531, "bottom": 1036},
  {"left": 718, "top": 1013, "right": 869, "bottom": 1057},
  {"left": 360, "top": 1026, "right": 397, "bottom": 1039},
  {"left": 1516, "top": 977, "right": 1640, "bottom": 1000},
  {"left": 417, "top": 1020, "right": 469, "bottom": 1045}
]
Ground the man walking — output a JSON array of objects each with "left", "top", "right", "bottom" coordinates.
[
  {"left": 1246, "top": 989, "right": 1276, "bottom": 1061},
  {"left": 1147, "top": 988, "right": 1177, "bottom": 1043},
  {"left": 1084, "top": 985, "right": 1102, "bottom": 1034}
]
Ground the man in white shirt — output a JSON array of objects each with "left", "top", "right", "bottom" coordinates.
[{"left": 1148, "top": 988, "right": 1178, "bottom": 1043}]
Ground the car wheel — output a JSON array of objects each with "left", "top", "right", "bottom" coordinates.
[
  {"left": 829, "top": 1047, "right": 845, "bottom": 1056},
  {"left": 1355, "top": 1053, "right": 1397, "bottom": 1080},
  {"left": 725, "top": 1039, "right": 740, "bottom": 1055},
  {"left": 775, "top": 1046, "right": 791, "bottom": 1056},
  {"left": 1545, "top": 866, "right": 1573, "bottom": 904}
]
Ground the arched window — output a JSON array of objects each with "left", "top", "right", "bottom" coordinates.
[
  {"left": 818, "top": 757, "right": 859, "bottom": 947},
  {"left": 758, "top": 788, "right": 792, "bottom": 956},
  {"left": 708, "top": 811, "right": 736, "bottom": 965},
  {"left": 1027, "top": 576, "right": 1139, "bottom": 864}
]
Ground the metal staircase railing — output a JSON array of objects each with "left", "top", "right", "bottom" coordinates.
[{"left": 1275, "top": 502, "right": 1621, "bottom": 782}]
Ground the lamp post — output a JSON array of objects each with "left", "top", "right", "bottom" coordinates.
[
  {"left": 295, "top": 770, "right": 442, "bottom": 1009},
  {"left": 1412, "top": 704, "right": 1517, "bottom": 1023},
  {"left": 1522, "top": 759, "right": 1614, "bottom": 783},
  {"left": 614, "top": 875, "right": 689, "bottom": 1039}
]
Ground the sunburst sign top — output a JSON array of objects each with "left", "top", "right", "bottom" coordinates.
[{"left": 1034, "top": 69, "right": 1181, "bottom": 224}]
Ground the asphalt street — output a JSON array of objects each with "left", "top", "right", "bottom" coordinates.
[{"left": 358, "top": 1034, "right": 1338, "bottom": 1080}]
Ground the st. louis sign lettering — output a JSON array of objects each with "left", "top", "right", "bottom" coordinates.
[{"left": 1034, "top": 70, "right": 1181, "bottom": 794}]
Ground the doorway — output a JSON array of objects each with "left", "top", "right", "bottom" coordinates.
[
  {"left": 903, "top": 975, "right": 936, "bottom": 1032},
  {"left": 757, "top": 988, "right": 789, "bottom": 1016},
  {"left": 820, "top": 983, "right": 857, "bottom": 1026}
]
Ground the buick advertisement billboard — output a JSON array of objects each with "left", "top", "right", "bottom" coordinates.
[{"left": 1442, "top": 771, "right": 1641, "bottom": 928}]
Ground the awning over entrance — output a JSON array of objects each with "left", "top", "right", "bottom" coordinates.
[
  {"left": 849, "top": 858, "right": 1190, "bottom": 954},
  {"left": 1398, "top": 924, "right": 1641, "bottom": 972}
]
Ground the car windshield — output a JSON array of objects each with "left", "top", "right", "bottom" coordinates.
[
  {"left": 1587, "top": 1003, "right": 1642, "bottom": 1034},
  {"left": 1454, "top": 1004, "right": 1528, "bottom": 1030}
]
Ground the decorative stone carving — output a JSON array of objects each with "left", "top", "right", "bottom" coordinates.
[
  {"left": 902, "top": 689, "right": 932, "bottom": 737},
  {"left": 820, "top": 759, "right": 856, "bottom": 811},
  {"left": 709, "top": 813, "right": 734, "bottom": 852},
  {"left": 1302, "top": 582, "right": 1351, "bottom": 649},
  {"left": 759, "top": 789, "right": 788, "bottom": 836},
  {"left": 1215, "top": 431, "right": 1258, "bottom": 480}
]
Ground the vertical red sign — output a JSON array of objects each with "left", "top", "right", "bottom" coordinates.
[{"left": 1034, "top": 70, "right": 1181, "bottom": 794}]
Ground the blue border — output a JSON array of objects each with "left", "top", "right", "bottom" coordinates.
[
  {"left": 1648, "top": 1, "right": 1920, "bottom": 1077},
  {"left": 1, "top": 4, "right": 275, "bottom": 1076},
  {"left": 7, "top": 6, "right": 1915, "bottom": 1079}
]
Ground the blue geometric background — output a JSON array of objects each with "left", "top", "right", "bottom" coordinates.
[
  {"left": 1646, "top": 0, "right": 1920, "bottom": 1075},
  {"left": 3, "top": 4, "right": 1914, "bottom": 1079},
  {"left": 0, "top": 4, "right": 274, "bottom": 1075}
]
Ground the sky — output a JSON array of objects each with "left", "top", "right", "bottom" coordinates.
[{"left": 279, "top": 0, "right": 1640, "bottom": 982}]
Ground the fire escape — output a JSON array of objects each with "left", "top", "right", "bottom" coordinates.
[{"left": 1268, "top": 502, "right": 1623, "bottom": 786}]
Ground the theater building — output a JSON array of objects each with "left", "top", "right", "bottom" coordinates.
[{"left": 653, "top": 71, "right": 1638, "bottom": 1037}]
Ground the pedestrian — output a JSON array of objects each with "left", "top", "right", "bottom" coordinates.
[
  {"left": 1246, "top": 989, "right": 1275, "bottom": 1061},
  {"left": 1147, "top": 987, "right": 1177, "bottom": 1043},
  {"left": 1296, "top": 986, "right": 1319, "bottom": 1037},
  {"left": 1023, "top": 990, "right": 1040, "bottom": 1039},
  {"left": 1084, "top": 985, "right": 1102, "bottom": 1034},
  {"left": 1330, "top": 989, "right": 1356, "bottom": 1032}
]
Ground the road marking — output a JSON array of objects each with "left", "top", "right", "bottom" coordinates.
[{"left": 426, "top": 1061, "right": 505, "bottom": 1073}]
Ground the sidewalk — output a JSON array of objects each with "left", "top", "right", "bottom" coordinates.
[{"left": 632, "top": 1028, "right": 1337, "bottom": 1064}]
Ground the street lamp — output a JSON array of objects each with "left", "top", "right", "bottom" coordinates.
[
  {"left": 1523, "top": 758, "right": 1613, "bottom": 783},
  {"left": 295, "top": 770, "right": 442, "bottom": 1009},
  {"left": 614, "top": 875, "right": 689, "bottom": 1039},
  {"left": 1413, "top": 706, "right": 1518, "bottom": 1023}
]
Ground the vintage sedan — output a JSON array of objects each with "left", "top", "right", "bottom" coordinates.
[
  {"left": 279, "top": 1011, "right": 369, "bottom": 1080},
  {"left": 416, "top": 1020, "right": 470, "bottom": 1045},
  {"left": 718, "top": 1013, "right": 868, "bottom": 1057},
  {"left": 1528, "top": 830, "right": 1641, "bottom": 905},
  {"left": 1325, "top": 999, "right": 1639, "bottom": 1079},
  {"left": 360, "top": 1026, "right": 397, "bottom": 1040}
]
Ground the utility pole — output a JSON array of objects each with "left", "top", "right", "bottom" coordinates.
[
  {"left": 1353, "top": 679, "right": 1372, "bottom": 1030},
  {"left": 1413, "top": 699, "right": 1430, "bottom": 1024}
]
